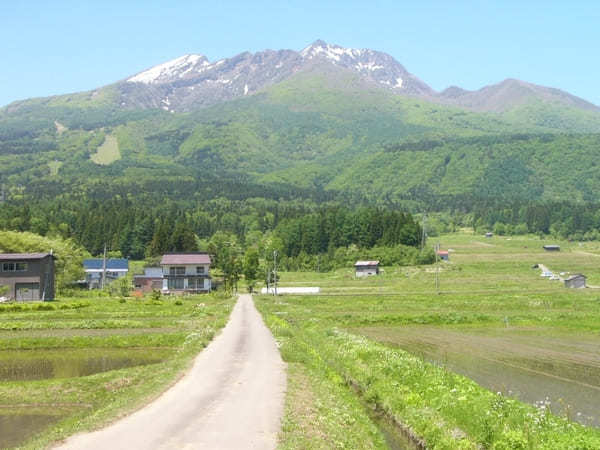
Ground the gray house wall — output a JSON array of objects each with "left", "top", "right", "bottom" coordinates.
[{"left": 0, "top": 255, "right": 55, "bottom": 301}]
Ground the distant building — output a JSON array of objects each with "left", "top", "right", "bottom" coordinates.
[
  {"left": 543, "top": 245, "right": 560, "bottom": 251},
  {"left": 437, "top": 250, "right": 449, "bottom": 261},
  {"left": 133, "top": 268, "right": 164, "bottom": 293},
  {"left": 84, "top": 258, "right": 129, "bottom": 289},
  {"left": 564, "top": 274, "right": 586, "bottom": 289},
  {"left": 0, "top": 253, "right": 55, "bottom": 301},
  {"left": 160, "top": 253, "right": 212, "bottom": 293},
  {"left": 485, "top": 232, "right": 493, "bottom": 238},
  {"left": 354, "top": 260, "right": 380, "bottom": 277}
]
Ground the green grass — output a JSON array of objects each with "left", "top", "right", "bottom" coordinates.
[
  {"left": 256, "top": 232, "right": 600, "bottom": 449},
  {"left": 90, "top": 134, "right": 121, "bottom": 165},
  {"left": 0, "top": 293, "right": 234, "bottom": 449}
]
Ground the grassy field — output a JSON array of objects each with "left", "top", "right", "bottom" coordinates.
[
  {"left": 90, "top": 134, "right": 121, "bottom": 165},
  {"left": 0, "top": 293, "right": 234, "bottom": 449},
  {"left": 256, "top": 232, "right": 600, "bottom": 449}
]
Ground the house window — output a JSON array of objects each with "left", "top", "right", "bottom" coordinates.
[
  {"left": 2, "top": 262, "right": 27, "bottom": 272},
  {"left": 169, "top": 267, "right": 185, "bottom": 276},
  {"left": 196, "top": 266, "right": 205, "bottom": 274},
  {"left": 168, "top": 278, "right": 184, "bottom": 289}
]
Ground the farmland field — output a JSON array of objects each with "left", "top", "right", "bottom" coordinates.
[
  {"left": 256, "top": 233, "right": 600, "bottom": 449},
  {"left": 0, "top": 293, "right": 234, "bottom": 449}
]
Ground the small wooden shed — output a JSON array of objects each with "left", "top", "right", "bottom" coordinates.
[
  {"left": 564, "top": 274, "right": 586, "bottom": 289},
  {"left": 437, "top": 250, "right": 449, "bottom": 261},
  {"left": 354, "top": 261, "right": 380, "bottom": 277}
]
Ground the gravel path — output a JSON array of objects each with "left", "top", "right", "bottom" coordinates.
[{"left": 55, "top": 294, "right": 286, "bottom": 450}]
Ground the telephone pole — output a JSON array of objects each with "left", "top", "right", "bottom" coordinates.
[
  {"left": 101, "top": 244, "right": 107, "bottom": 289},
  {"left": 273, "top": 250, "right": 278, "bottom": 296},
  {"left": 434, "top": 242, "right": 440, "bottom": 294},
  {"left": 421, "top": 213, "right": 427, "bottom": 251}
]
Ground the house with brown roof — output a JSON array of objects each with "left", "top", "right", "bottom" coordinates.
[
  {"left": 160, "top": 253, "right": 212, "bottom": 293},
  {"left": 0, "top": 253, "right": 55, "bottom": 301}
]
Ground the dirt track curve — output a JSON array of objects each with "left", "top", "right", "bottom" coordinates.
[{"left": 55, "top": 294, "right": 286, "bottom": 450}]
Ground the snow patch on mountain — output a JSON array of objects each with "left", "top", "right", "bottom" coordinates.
[
  {"left": 301, "top": 41, "right": 362, "bottom": 61},
  {"left": 356, "top": 62, "right": 384, "bottom": 72},
  {"left": 128, "top": 54, "right": 208, "bottom": 84}
]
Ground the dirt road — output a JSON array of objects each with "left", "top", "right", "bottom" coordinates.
[{"left": 56, "top": 294, "right": 286, "bottom": 450}]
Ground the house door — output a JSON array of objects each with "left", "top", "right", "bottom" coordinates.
[{"left": 15, "top": 283, "right": 40, "bottom": 301}]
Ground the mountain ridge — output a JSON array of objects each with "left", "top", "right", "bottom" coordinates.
[{"left": 4, "top": 40, "right": 596, "bottom": 114}]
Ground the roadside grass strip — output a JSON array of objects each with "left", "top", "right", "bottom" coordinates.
[
  {"left": 261, "top": 310, "right": 600, "bottom": 449},
  {"left": 279, "top": 362, "right": 387, "bottom": 449}
]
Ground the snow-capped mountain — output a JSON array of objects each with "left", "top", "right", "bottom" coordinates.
[
  {"left": 106, "top": 40, "right": 599, "bottom": 113},
  {"left": 117, "top": 40, "right": 435, "bottom": 112}
]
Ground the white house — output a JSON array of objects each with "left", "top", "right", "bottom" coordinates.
[
  {"left": 354, "top": 260, "right": 380, "bottom": 277},
  {"left": 160, "top": 253, "right": 211, "bottom": 293}
]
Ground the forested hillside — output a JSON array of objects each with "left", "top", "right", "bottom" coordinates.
[{"left": 1, "top": 52, "right": 600, "bottom": 257}]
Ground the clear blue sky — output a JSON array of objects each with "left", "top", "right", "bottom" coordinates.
[{"left": 1, "top": 0, "right": 598, "bottom": 107}]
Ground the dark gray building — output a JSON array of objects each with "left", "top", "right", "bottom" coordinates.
[
  {"left": 0, "top": 253, "right": 55, "bottom": 301},
  {"left": 564, "top": 274, "right": 586, "bottom": 289},
  {"left": 543, "top": 245, "right": 560, "bottom": 251}
]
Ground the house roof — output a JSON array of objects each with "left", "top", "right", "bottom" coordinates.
[
  {"left": 437, "top": 251, "right": 449, "bottom": 255},
  {"left": 565, "top": 274, "right": 586, "bottom": 281},
  {"left": 161, "top": 253, "right": 211, "bottom": 265},
  {"left": 84, "top": 259, "right": 129, "bottom": 271},
  {"left": 134, "top": 268, "right": 164, "bottom": 278},
  {"left": 0, "top": 253, "right": 54, "bottom": 260},
  {"left": 354, "top": 260, "right": 380, "bottom": 266}
]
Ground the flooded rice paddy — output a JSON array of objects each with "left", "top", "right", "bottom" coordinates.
[
  {"left": 358, "top": 325, "right": 600, "bottom": 427},
  {"left": 0, "top": 348, "right": 173, "bottom": 381},
  {"left": 0, "top": 406, "right": 77, "bottom": 449}
]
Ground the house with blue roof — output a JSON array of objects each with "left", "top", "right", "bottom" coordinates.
[{"left": 83, "top": 258, "right": 129, "bottom": 289}]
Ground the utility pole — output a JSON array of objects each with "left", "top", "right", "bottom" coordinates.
[
  {"left": 273, "top": 250, "right": 278, "bottom": 296},
  {"left": 101, "top": 244, "right": 107, "bottom": 290},
  {"left": 265, "top": 262, "right": 270, "bottom": 293},
  {"left": 434, "top": 242, "right": 440, "bottom": 294},
  {"left": 421, "top": 213, "right": 427, "bottom": 251}
]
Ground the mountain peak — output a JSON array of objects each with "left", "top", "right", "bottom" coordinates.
[{"left": 300, "top": 40, "right": 364, "bottom": 61}]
